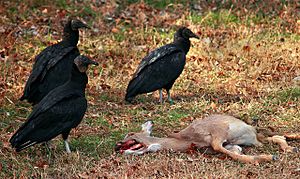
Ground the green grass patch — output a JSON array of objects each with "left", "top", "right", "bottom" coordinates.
[
  {"left": 168, "top": 110, "right": 189, "bottom": 121},
  {"left": 188, "top": 12, "right": 202, "bottom": 24},
  {"left": 71, "top": 135, "right": 106, "bottom": 158},
  {"left": 0, "top": 104, "right": 30, "bottom": 131},
  {"left": 73, "top": 5, "right": 97, "bottom": 18},
  {"left": 276, "top": 87, "right": 300, "bottom": 103},
  {"left": 71, "top": 128, "right": 137, "bottom": 158},
  {"left": 85, "top": 116, "right": 111, "bottom": 128},
  {"left": 112, "top": 32, "right": 127, "bottom": 42},
  {"left": 244, "top": 13, "right": 268, "bottom": 26},
  {"left": 124, "top": 0, "right": 194, "bottom": 9},
  {"left": 200, "top": 10, "right": 240, "bottom": 27},
  {"left": 154, "top": 108, "right": 189, "bottom": 129},
  {"left": 55, "top": 0, "right": 68, "bottom": 9}
]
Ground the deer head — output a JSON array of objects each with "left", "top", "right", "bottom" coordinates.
[{"left": 115, "top": 121, "right": 162, "bottom": 155}]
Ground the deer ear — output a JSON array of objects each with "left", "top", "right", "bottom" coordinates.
[
  {"left": 124, "top": 132, "right": 135, "bottom": 139},
  {"left": 141, "top": 121, "right": 153, "bottom": 135}
]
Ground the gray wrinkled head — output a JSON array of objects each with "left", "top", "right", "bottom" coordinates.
[
  {"left": 63, "top": 18, "right": 90, "bottom": 41},
  {"left": 70, "top": 19, "right": 90, "bottom": 30},
  {"left": 174, "top": 27, "right": 199, "bottom": 40},
  {"left": 74, "top": 55, "right": 98, "bottom": 73}
]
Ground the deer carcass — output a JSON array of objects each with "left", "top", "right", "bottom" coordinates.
[{"left": 115, "top": 115, "right": 299, "bottom": 164}]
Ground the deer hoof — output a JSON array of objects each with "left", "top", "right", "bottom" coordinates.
[
  {"left": 272, "top": 155, "right": 279, "bottom": 161},
  {"left": 293, "top": 147, "right": 299, "bottom": 153}
]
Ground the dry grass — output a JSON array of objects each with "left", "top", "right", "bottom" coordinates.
[{"left": 0, "top": 0, "right": 300, "bottom": 178}]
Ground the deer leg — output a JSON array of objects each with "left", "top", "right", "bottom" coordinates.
[
  {"left": 267, "top": 135, "right": 298, "bottom": 152},
  {"left": 284, "top": 133, "right": 300, "bottom": 140},
  {"left": 159, "top": 89, "right": 163, "bottom": 103},
  {"left": 146, "top": 143, "right": 161, "bottom": 152},
  {"left": 124, "top": 146, "right": 148, "bottom": 155},
  {"left": 211, "top": 139, "right": 276, "bottom": 164},
  {"left": 224, "top": 144, "right": 243, "bottom": 155},
  {"left": 124, "top": 148, "right": 146, "bottom": 155}
]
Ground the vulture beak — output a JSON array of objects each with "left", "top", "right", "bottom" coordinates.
[
  {"left": 71, "top": 19, "right": 90, "bottom": 30},
  {"left": 191, "top": 32, "right": 199, "bottom": 39},
  {"left": 86, "top": 58, "right": 99, "bottom": 66}
]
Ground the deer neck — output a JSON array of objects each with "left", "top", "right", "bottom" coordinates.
[{"left": 137, "top": 136, "right": 198, "bottom": 152}]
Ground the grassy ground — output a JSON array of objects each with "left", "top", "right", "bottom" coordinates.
[{"left": 0, "top": 0, "right": 300, "bottom": 178}]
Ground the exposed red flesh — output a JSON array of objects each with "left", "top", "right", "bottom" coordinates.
[
  {"left": 116, "top": 139, "right": 146, "bottom": 154},
  {"left": 129, "top": 143, "right": 143, "bottom": 150},
  {"left": 120, "top": 139, "right": 138, "bottom": 150}
]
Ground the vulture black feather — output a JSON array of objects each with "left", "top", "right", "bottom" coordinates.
[
  {"left": 10, "top": 55, "right": 98, "bottom": 153},
  {"left": 20, "top": 19, "right": 89, "bottom": 105},
  {"left": 125, "top": 27, "right": 199, "bottom": 103}
]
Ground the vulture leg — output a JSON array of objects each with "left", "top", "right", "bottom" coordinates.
[
  {"left": 64, "top": 140, "right": 71, "bottom": 153},
  {"left": 159, "top": 89, "right": 163, "bottom": 103},
  {"left": 62, "top": 131, "right": 72, "bottom": 153},
  {"left": 167, "top": 90, "right": 174, "bottom": 105},
  {"left": 44, "top": 141, "right": 53, "bottom": 150}
]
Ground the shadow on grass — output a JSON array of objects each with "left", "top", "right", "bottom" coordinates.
[{"left": 95, "top": 87, "right": 253, "bottom": 108}]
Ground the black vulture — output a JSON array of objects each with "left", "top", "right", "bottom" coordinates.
[
  {"left": 125, "top": 27, "right": 199, "bottom": 104},
  {"left": 20, "top": 19, "right": 89, "bottom": 105},
  {"left": 10, "top": 55, "right": 98, "bottom": 153}
]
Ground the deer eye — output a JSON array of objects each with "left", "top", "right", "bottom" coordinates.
[{"left": 128, "top": 132, "right": 135, "bottom": 136}]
